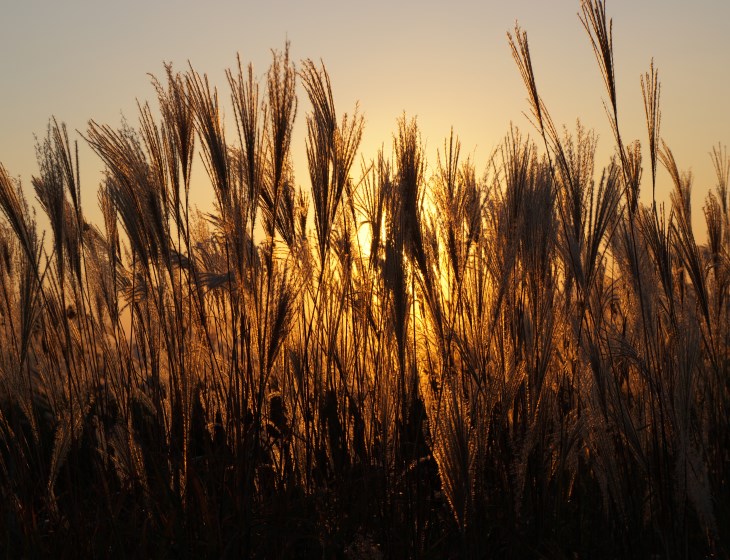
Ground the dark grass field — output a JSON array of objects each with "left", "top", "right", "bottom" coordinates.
[{"left": 0, "top": 1, "right": 728, "bottom": 557}]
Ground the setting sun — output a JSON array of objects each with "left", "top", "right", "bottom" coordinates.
[{"left": 1, "top": 1, "right": 728, "bottom": 558}]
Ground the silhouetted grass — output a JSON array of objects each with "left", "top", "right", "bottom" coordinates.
[{"left": 0, "top": 2, "right": 728, "bottom": 558}]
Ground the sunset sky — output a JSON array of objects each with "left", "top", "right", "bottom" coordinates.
[{"left": 1, "top": 1, "right": 728, "bottom": 236}]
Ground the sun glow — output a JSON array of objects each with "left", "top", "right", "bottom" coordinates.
[{"left": 1, "top": 1, "right": 728, "bottom": 557}]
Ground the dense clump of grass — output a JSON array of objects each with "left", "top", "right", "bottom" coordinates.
[{"left": 0, "top": 2, "right": 728, "bottom": 557}]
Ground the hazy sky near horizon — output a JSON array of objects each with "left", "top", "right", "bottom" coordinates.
[{"left": 1, "top": 1, "right": 728, "bottom": 235}]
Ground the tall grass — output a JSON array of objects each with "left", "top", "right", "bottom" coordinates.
[{"left": 0, "top": 1, "right": 728, "bottom": 557}]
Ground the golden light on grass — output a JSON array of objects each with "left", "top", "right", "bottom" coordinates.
[{"left": 0, "top": 2, "right": 727, "bottom": 558}]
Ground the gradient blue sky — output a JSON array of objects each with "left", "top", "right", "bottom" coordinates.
[{"left": 1, "top": 1, "right": 728, "bottom": 235}]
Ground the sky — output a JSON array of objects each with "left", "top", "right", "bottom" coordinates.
[{"left": 1, "top": 1, "right": 728, "bottom": 237}]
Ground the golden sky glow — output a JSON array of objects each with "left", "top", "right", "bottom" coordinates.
[
  {"left": 1, "top": 1, "right": 728, "bottom": 238},
  {"left": 2, "top": 4, "right": 730, "bottom": 557}
]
